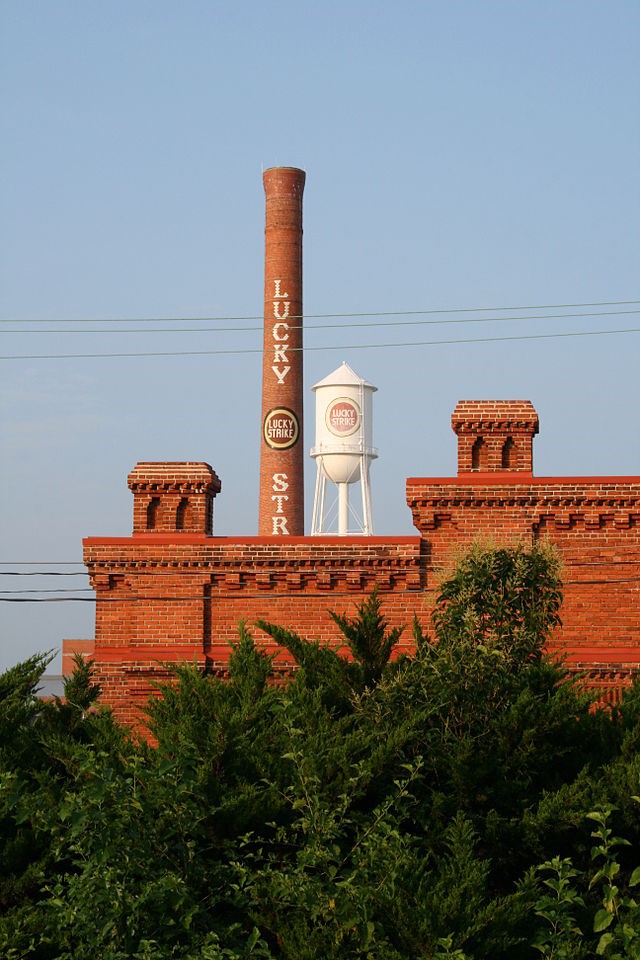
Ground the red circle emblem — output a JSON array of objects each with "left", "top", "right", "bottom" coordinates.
[{"left": 326, "top": 399, "right": 360, "bottom": 437}]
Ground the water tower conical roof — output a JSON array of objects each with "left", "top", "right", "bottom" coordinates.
[{"left": 312, "top": 360, "right": 377, "bottom": 392}]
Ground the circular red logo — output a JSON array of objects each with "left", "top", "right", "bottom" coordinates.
[
  {"left": 326, "top": 398, "right": 360, "bottom": 437},
  {"left": 263, "top": 408, "right": 299, "bottom": 449}
]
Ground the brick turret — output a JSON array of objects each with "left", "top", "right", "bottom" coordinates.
[
  {"left": 128, "top": 462, "right": 221, "bottom": 535},
  {"left": 452, "top": 400, "right": 539, "bottom": 475}
]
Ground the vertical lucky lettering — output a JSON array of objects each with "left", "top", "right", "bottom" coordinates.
[{"left": 271, "top": 279, "right": 290, "bottom": 384}]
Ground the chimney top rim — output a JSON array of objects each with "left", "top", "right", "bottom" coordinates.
[{"left": 263, "top": 165, "right": 306, "bottom": 175}]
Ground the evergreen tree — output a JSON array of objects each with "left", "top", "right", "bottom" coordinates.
[{"left": 0, "top": 543, "right": 638, "bottom": 958}]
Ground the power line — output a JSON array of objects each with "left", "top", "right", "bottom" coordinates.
[
  {"left": 2, "top": 308, "right": 639, "bottom": 336},
  {"left": 2, "top": 559, "right": 639, "bottom": 580},
  {"left": 0, "top": 589, "right": 94, "bottom": 594},
  {"left": 2, "top": 554, "right": 639, "bottom": 594},
  {"left": 2, "top": 574, "right": 640, "bottom": 602},
  {"left": 0, "top": 562, "right": 85, "bottom": 566},
  {"left": 0, "top": 572, "right": 89, "bottom": 577},
  {"left": 0, "top": 598, "right": 93, "bottom": 602},
  {"left": 2, "top": 298, "right": 638, "bottom": 325},
  {"left": 2, "top": 326, "right": 639, "bottom": 361}
]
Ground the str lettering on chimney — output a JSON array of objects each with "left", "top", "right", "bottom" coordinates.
[{"left": 271, "top": 472, "right": 289, "bottom": 535}]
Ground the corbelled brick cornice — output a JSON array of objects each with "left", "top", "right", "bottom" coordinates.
[
  {"left": 128, "top": 462, "right": 221, "bottom": 494},
  {"left": 451, "top": 400, "right": 539, "bottom": 433}
]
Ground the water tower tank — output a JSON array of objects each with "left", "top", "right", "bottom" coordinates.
[{"left": 310, "top": 361, "right": 378, "bottom": 535}]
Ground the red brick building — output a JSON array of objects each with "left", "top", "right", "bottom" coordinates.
[{"left": 78, "top": 399, "right": 640, "bottom": 727}]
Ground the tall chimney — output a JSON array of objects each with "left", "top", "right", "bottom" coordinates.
[{"left": 259, "top": 167, "right": 306, "bottom": 536}]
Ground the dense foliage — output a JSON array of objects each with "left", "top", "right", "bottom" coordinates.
[{"left": 1, "top": 543, "right": 639, "bottom": 958}]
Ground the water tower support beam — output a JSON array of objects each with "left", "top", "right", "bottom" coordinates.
[
  {"left": 338, "top": 483, "right": 349, "bottom": 536},
  {"left": 360, "top": 459, "right": 374, "bottom": 535},
  {"left": 311, "top": 466, "right": 326, "bottom": 535}
]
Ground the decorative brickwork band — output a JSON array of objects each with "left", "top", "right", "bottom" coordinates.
[{"left": 259, "top": 167, "right": 306, "bottom": 536}]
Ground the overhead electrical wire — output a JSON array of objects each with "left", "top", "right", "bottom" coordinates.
[
  {"left": 1, "top": 326, "right": 638, "bottom": 361},
  {"left": 2, "top": 553, "right": 635, "bottom": 620},
  {"left": 0, "top": 585, "right": 90, "bottom": 596},
  {"left": 0, "top": 571, "right": 89, "bottom": 577},
  {"left": 1, "top": 298, "right": 638, "bottom": 325},
  {"left": 2, "top": 554, "right": 639, "bottom": 601},
  {"left": 3, "top": 296, "right": 638, "bottom": 359},
  {"left": 0, "top": 562, "right": 86, "bottom": 566},
  {"left": 2, "top": 308, "right": 639, "bottom": 336},
  {"left": 2, "top": 574, "right": 640, "bottom": 602}
]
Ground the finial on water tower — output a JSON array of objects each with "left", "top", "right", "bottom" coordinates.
[{"left": 310, "top": 361, "right": 378, "bottom": 536}]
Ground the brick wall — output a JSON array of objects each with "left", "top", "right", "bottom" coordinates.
[
  {"left": 82, "top": 534, "right": 425, "bottom": 727},
  {"left": 407, "top": 476, "right": 640, "bottom": 668},
  {"left": 78, "top": 401, "right": 640, "bottom": 727}
]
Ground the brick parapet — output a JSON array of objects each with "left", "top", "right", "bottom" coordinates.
[
  {"left": 84, "top": 536, "right": 421, "bottom": 574},
  {"left": 407, "top": 477, "right": 640, "bottom": 535},
  {"left": 83, "top": 536, "right": 424, "bottom": 651}
]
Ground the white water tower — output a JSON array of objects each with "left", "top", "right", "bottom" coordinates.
[{"left": 310, "top": 361, "right": 378, "bottom": 535}]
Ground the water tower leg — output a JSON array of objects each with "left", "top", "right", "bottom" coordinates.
[
  {"left": 311, "top": 466, "right": 326, "bottom": 535},
  {"left": 360, "top": 458, "right": 374, "bottom": 535},
  {"left": 338, "top": 483, "right": 349, "bottom": 536}
]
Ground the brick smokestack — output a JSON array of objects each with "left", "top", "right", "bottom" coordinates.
[{"left": 259, "top": 167, "right": 306, "bottom": 536}]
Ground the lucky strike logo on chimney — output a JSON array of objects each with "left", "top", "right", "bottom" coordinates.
[{"left": 264, "top": 405, "right": 299, "bottom": 449}]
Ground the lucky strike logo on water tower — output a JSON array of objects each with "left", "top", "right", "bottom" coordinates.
[{"left": 326, "top": 398, "right": 361, "bottom": 437}]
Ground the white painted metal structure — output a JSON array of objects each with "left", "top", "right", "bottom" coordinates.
[{"left": 310, "top": 361, "right": 378, "bottom": 535}]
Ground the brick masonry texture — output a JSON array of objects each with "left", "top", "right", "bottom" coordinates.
[
  {"left": 76, "top": 401, "right": 640, "bottom": 728},
  {"left": 259, "top": 167, "right": 305, "bottom": 536}
]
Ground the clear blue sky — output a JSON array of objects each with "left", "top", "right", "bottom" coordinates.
[{"left": 1, "top": 1, "right": 638, "bottom": 672}]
